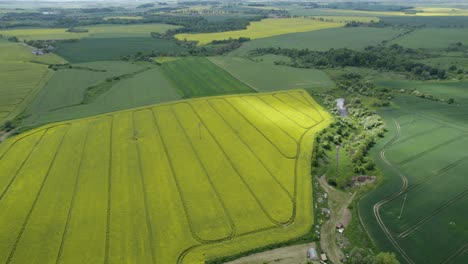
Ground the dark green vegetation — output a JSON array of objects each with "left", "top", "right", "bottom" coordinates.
[
  {"left": 160, "top": 57, "right": 254, "bottom": 98},
  {"left": 360, "top": 81, "right": 468, "bottom": 264},
  {"left": 252, "top": 44, "right": 448, "bottom": 80},
  {"left": 55, "top": 37, "right": 186, "bottom": 63}
]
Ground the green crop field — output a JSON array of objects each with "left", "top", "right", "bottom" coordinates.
[
  {"left": 0, "top": 40, "right": 65, "bottom": 125},
  {"left": 22, "top": 61, "right": 181, "bottom": 126},
  {"left": 392, "top": 28, "right": 468, "bottom": 49},
  {"left": 175, "top": 18, "right": 344, "bottom": 45},
  {"left": 0, "top": 90, "right": 331, "bottom": 264},
  {"left": 160, "top": 57, "right": 255, "bottom": 98},
  {"left": 230, "top": 27, "right": 404, "bottom": 56},
  {"left": 359, "top": 81, "right": 468, "bottom": 264},
  {"left": 54, "top": 37, "right": 186, "bottom": 63},
  {"left": 209, "top": 56, "right": 335, "bottom": 92},
  {"left": 0, "top": 24, "right": 180, "bottom": 41}
]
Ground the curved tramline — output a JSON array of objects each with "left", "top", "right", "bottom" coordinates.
[{"left": 0, "top": 90, "right": 331, "bottom": 264}]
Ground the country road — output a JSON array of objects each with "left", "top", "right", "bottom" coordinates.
[{"left": 319, "top": 176, "right": 355, "bottom": 264}]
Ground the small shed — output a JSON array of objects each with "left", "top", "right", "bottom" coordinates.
[
  {"left": 307, "top": 247, "right": 318, "bottom": 260},
  {"left": 321, "top": 253, "right": 328, "bottom": 262},
  {"left": 336, "top": 223, "right": 344, "bottom": 229}
]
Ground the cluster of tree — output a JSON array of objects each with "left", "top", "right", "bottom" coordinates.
[
  {"left": 127, "top": 37, "right": 247, "bottom": 62},
  {"left": 347, "top": 248, "right": 400, "bottom": 264},
  {"left": 255, "top": 44, "right": 447, "bottom": 80},
  {"left": 446, "top": 42, "right": 468, "bottom": 52},
  {"left": 210, "top": 37, "right": 250, "bottom": 45},
  {"left": 411, "top": 90, "right": 455, "bottom": 104},
  {"left": 335, "top": 73, "right": 391, "bottom": 101},
  {"left": 136, "top": 3, "right": 155, "bottom": 9},
  {"left": 315, "top": 96, "right": 384, "bottom": 181},
  {"left": 66, "top": 27, "right": 88, "bottom": 33}
]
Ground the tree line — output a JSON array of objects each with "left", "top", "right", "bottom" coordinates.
[{"left": 252, "top": 44, "right": 448, "bottom": 80}]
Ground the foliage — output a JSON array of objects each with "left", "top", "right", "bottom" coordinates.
[{"left": 253, "top": 44, "right": 447, "bottom": 80}]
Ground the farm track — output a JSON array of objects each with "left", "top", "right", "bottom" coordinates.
[
  {"left": 0, "top": 129, "right": 47, "bottom": 200},
  {"left": 170, "top": 105, "right": 238, "bottom": 239},
  {"left": 203, "top": 101, "right": 294, "bottom": 201},
  {"left": 132, "top": 111, "right": 157, "bottom": 264},
  {"left": 374, "top": 120, "right": 415, "bottom": 264},
  {"left": 151, "top": 108, "right": 231, "bottom": 244},
  {"left": 398, "top": 135, "right": 467, "bottom": 165},
  {"left": 6, "top": 125, "right": 70, "bottom": 264},
  {"left": 212, "top": 99, "right": 298, "bottom": 159},
  {"left": 255, "top": 96, "right": 313, "bottom": 129},
  {"left": 184, "top": 103, "right": 290, "bottom": 227},
  {"left": 392, "top": 125, "right": 444, "bottom": 145},
  {"left": 440, "top": 243, "right": 468, "bottom": 264},
  {"left": 104, "top": 116, "right": 114, "bottom": 264},
  {"left": 55, "top": 124, "right": 91, "bottom": 264},
  {"left": 397, "top": 190, "right": 468, "bottom": 239},
  {"left": 402, "top": 156, "right": 468, "bottom": 194}
]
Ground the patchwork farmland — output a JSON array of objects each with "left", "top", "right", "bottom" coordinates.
[
  {"left": 175, "top": 18, "right": 344, "bottom": 45},
  {"left": 0, "top": 39, "right": 64, "bottom": 125},
  {"left": 0, "top": 90, "right": 331, "bottom": 264}
]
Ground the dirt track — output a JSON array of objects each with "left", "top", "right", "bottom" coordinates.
[
  {"left": 225, "top": 242, "right": 319, "bottom": 264},
  {"left": 318, "top": 176, "right": 355, "bottom": 264}
]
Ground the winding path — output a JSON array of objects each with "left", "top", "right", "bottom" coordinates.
[{"left": 373, "top": 120, "right": 414, "bottom": 264}]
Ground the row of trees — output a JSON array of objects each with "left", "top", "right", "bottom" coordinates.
[{"left": 254, "top": 44, "right": 448, "bottom": 80}]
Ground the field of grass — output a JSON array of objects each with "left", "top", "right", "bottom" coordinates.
[
  {"left": 175, "top": 18, "right": 344, "bottom": 45},
  {"left": 161, "top": 57, "right": 255, "bottom": 98},
  {"left": 392, "top": 28, "right": 468, "bottom": 49},
  {"left": 22, "top": 62, "right": 181, "bottom": 126},
  {"left": 210, "top": 56, "right": 335, "bottom": 92},
  {"left": 0, "top": 40, "right": 65, "bottom": 125},
  {"left": 359, "top": 84, "right": 468, "bottom": 264},
  {"left": 0, "top": 90, "right": 331, "bottom": 264},
  {"left": 0, "top": 24, "right": 180, "bottom": 40},
  {"left": 230, "top": 27, "right": 404, "bottom": 56},
  {"left": 54, "top": 37, "right": 186, "bottom": 63}
]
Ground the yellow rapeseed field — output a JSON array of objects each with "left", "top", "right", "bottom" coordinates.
[
  {"left": 0, "top": 90, "right": 331, "bottom": 263},
  {"left": 175, "top": 18, "right": 344, "bottom": 45}
]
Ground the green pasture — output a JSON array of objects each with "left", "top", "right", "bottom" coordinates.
[
  {"left": 231, "top": 27, "right": 404, "bottom": 56},
  {"left": 160, "top": 57, "right": 254, "bottom": 98},
  {"left": 22, "top": 61, "right": 181, "bottom": 126},
  {"left": 359, "top": 93, "right": 468, "bottom": 264},
  {"left": 54, "top": 37, "right": 186, "bottom": 63},
  {"left": 392, "top": 28, "right": 468, "bottom": 49},
  {"left": 0, "top": 23, "right": 180, "bottom": 41},
  {"left": 209, "top": 56, "right": 335, "bottom": 92}
]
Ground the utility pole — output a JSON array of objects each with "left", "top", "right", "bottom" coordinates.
[{"left": 398, "top": 194, "right": 407, "bottom": 219}]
